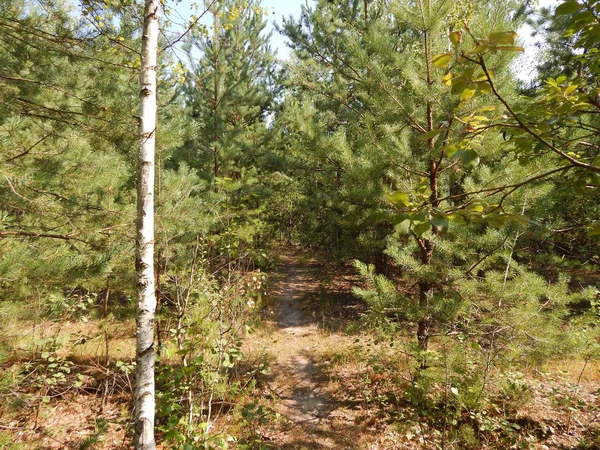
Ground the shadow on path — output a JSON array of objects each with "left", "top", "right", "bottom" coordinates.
[{"left": 261, "top": 252, "right": 372, "bottom": 449}]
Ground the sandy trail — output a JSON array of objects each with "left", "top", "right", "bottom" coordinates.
[
  {"left": 260, "top": 253, "right": 361, "bottom": 449},
  {"left": 276, "top": 261, "right": 332, "bottom": 426}
]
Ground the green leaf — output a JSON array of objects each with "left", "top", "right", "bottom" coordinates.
[
  {"left": 473, "top": 71, "right": 493, "bottom": 82},
  {"left": 432, "top": 53, "right": 452, "bottom": 68},
  {"left": 41, "top": 396, "right": 51, "bottom": 403},
  {"left": 477, "top": 81, "right": 492, "bottom": 94},
  {"left": 467, "top": 116, "right": 490, "bottom": 123},
  {"left": 556, "top": 1, "right": 584, "bottom": 15},
  {"left": 460, "top": 87, "right": 477, "bottom": 101},
  {"left": 513, "top": 214, "right": 539, "bottom": 226},
  {"left": 388, "top": 191, "right": 411, "bottom": 207},
  {"left": 393, "top": 213, "right": 408, "bottom": 225},
  {"left": 441, "top": 73, "right": 453, "bottom": 85},
  {"left": 489, "top": 216, "right": 511, "bottom": 228},
  {"left": 472, "top": 42, "right": 489, "bottom": 54},
  {"left": 410, "top": 212, "right": 428, "bottom": 225},
  {"left": 413, "top": 221, "right": 431, "bottom": 237},
  {"left": 419, "top": 128, "right": 444, "bottom": 140},
  {"left": 488, "top": 31, "right": 517, "bottom": 45},
  {"left": 449, "top": 31, "right": 462, "bottom": 45},
  {"left": 495, "top": 45, "right": 524, "bottom": 52},
  {"left": 165, "top": 429, "right": 185, "bottom": 442},
  {"left": 447, "top": 212, "right": 466, "bottom": 225},
  {"left": 443, "top": 144, "right": 460, "bottom": 158},
  {"left": 564, "top": 84, "right": 578, "bottom": 95},
  {"left": 468, "top": 204, "right": 484, "bottom": 213},
  {"left": 395, "top": 219, "right": 411, "bottom": 236},
  {"left": 587, "top": 227, "right": 600, "bottom": 238},
  {"left": 451, "top": 78, "right": 468, "bottom": 95},
  {"left": 461, "top": 149, "right": 480, "bottom": 168},
  {"left": 431, "top": 214, "right": 449, "bottom": 232}
]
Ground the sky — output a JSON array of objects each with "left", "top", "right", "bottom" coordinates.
[
  {"left": 170, "top": 0, "right": 305, "bottom": 60},
  {"left": 514, "top": 0, "right": 560, "bottom": 81},
  {"left": 259, "top": 0, "right": 305, "bottom": 60},
  {"left": 171, "top": 0, "right": 561, "bottom": 79}
]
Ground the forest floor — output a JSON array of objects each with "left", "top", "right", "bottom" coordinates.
[
  {"left": 0, "top": 250, "right": 599, "bottom": 449},
  {"left": 242, "top": 251, "right": 400, "bottom": 449},
  {"left": 242, "top": 250, "right": 600, "bottom": 450}
]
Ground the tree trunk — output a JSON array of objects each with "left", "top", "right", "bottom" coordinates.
[
  {"left": 374, "top": 250, "right": 387, "bottom": 276},
  {"left": 135, "top": 0, "right": 159, "bottom": 448},
  {"left": 417, "top": 281, "right": 433, "bottom": 352},
  {"left": 415, "top": 29, "right": 440, "bottom": 364}
]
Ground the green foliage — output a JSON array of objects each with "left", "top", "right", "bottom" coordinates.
[
  {"left": 166, "top": 0, "right": 281, "bottom": 270},
  {"left": 77, "top": 418, "right": 109, "bottom": 450},
  {"left": 352, "top": 234, "right": 599, "bottom": 446},
  {"left": 291, "top": 3, "right": 600, "bottom": 446},
  {"left": 276, "top": 0, "right": 527, "bottom": 268},
  {"left": 236, "top": 402, "right": 279, "bottom": 449},
  {"left": 441, "top": 8, "right": 600, "bottom": 181},
  {"left": 1, "top": 0, "right": 599, "bottom": 447},
  {"left": 44, "top": 291, "right": 96, "bottom": 320},
  {"left": 155, "top": 241, "right": 268, "bottom": 447},
  {"left": 0, "top": 0, "right": 140, "bottom": 301}
]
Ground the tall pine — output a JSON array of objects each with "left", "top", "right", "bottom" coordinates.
[
  {"left": 174, "top": 0, "right": 280, "bottom": 265},
  {"left": 278, "top": 0, "right": 548, "bottom": 355}
]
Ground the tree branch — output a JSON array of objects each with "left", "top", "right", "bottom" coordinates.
[{"left": 477, "top": 55, "right": 600, "bottom": 173}]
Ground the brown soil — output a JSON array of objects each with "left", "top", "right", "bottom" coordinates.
[
  {"left": 0, "top": 393, "right": 131, "bottom": 449},
  {"left": 247, "top": 252, "right": 400, "bottom": 449},
  {"left": 246, "top": 251, "right": 600, "bottom": 450}
]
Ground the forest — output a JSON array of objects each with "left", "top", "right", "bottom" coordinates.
[{"left": 0, "top": 0, "right": 599, "bottom": 448}]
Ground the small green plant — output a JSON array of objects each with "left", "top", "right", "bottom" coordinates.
[
  {"left": 45, "top": 291, "right": 96, "bottom": 320},
  {"left": 237, "top": 402, "right": 279, "bottom": 450},
  {"left": 78, "top": 418, "right": 109, "bottom": 450},
  {"left": 494, "top": 371, "right": 533, "bottom": 416},
  {"left": 39, "top": 349, "right": 73, "bottom": 389},
  {"left": 155, "top": 243, "right": 269, "bottom": 447},
  {"left": 115, "top": 360, "right": 135, "bottom": 376},
  {"left": 0, "top": 430, "right": 25, "bottom": 449},
  {"left": 23, "top": 342, "right": 75, "bottom": 398}
]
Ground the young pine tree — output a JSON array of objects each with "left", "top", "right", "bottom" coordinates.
[
  {"left": 174, "top": 0, "right": 280, "bottom": 266},
  {"left": 279, "top": 0, "right": 554, "bottom": 358}
]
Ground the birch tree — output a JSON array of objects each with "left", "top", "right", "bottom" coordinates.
[{"left": 135, "top": 0, "right": 160, "bottom": 448}]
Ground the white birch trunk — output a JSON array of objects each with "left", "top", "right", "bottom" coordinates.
[{"left": 135, "top": 0, "right": 159, "bottom": 448}]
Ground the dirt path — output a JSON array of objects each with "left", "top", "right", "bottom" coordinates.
[
  {"left": 273, "top": 258, "right": 340, "bottom": 436},
  {"left": 246, "top": 255, "right": 398, "bottom": 450},
  {"left": 254, "top": 253, "right": 382, "bottom": 449}
]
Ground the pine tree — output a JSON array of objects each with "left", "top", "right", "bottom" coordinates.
[
  {"left": 0, "top": 0, "right": 139, "bottom": 299},
  {"left": 173, "top": 0, "right": 280, "bottom": 265},
  {"left": 279, "top": 0, "right": 537, "bottom": 356},
  {"left": 0, "top": 0, "right": 193, "bottom": 302},
  {"left": 181, "top": 0, "right": 277, "bottom": 178}
]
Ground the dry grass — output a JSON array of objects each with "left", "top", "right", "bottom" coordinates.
[
  {"left": 0, "top": 301, "right": 139, "bottom": 449},
  {"left": 1, "top": 252, "right": 599, "bottom": 449},
  {"left": 535, "top": 358, "right": 600, "bottom": 383}
]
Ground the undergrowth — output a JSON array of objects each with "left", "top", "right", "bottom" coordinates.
[
  {"left": 345, "top": 260, "right": 600, "bottom": 449},
  {"left": 0, "top": 247, "right": 274, "bottom": 449}
]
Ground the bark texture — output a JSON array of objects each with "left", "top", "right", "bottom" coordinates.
[{"left": 135, "top": 0, "right": 159, "bottom": 448}]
